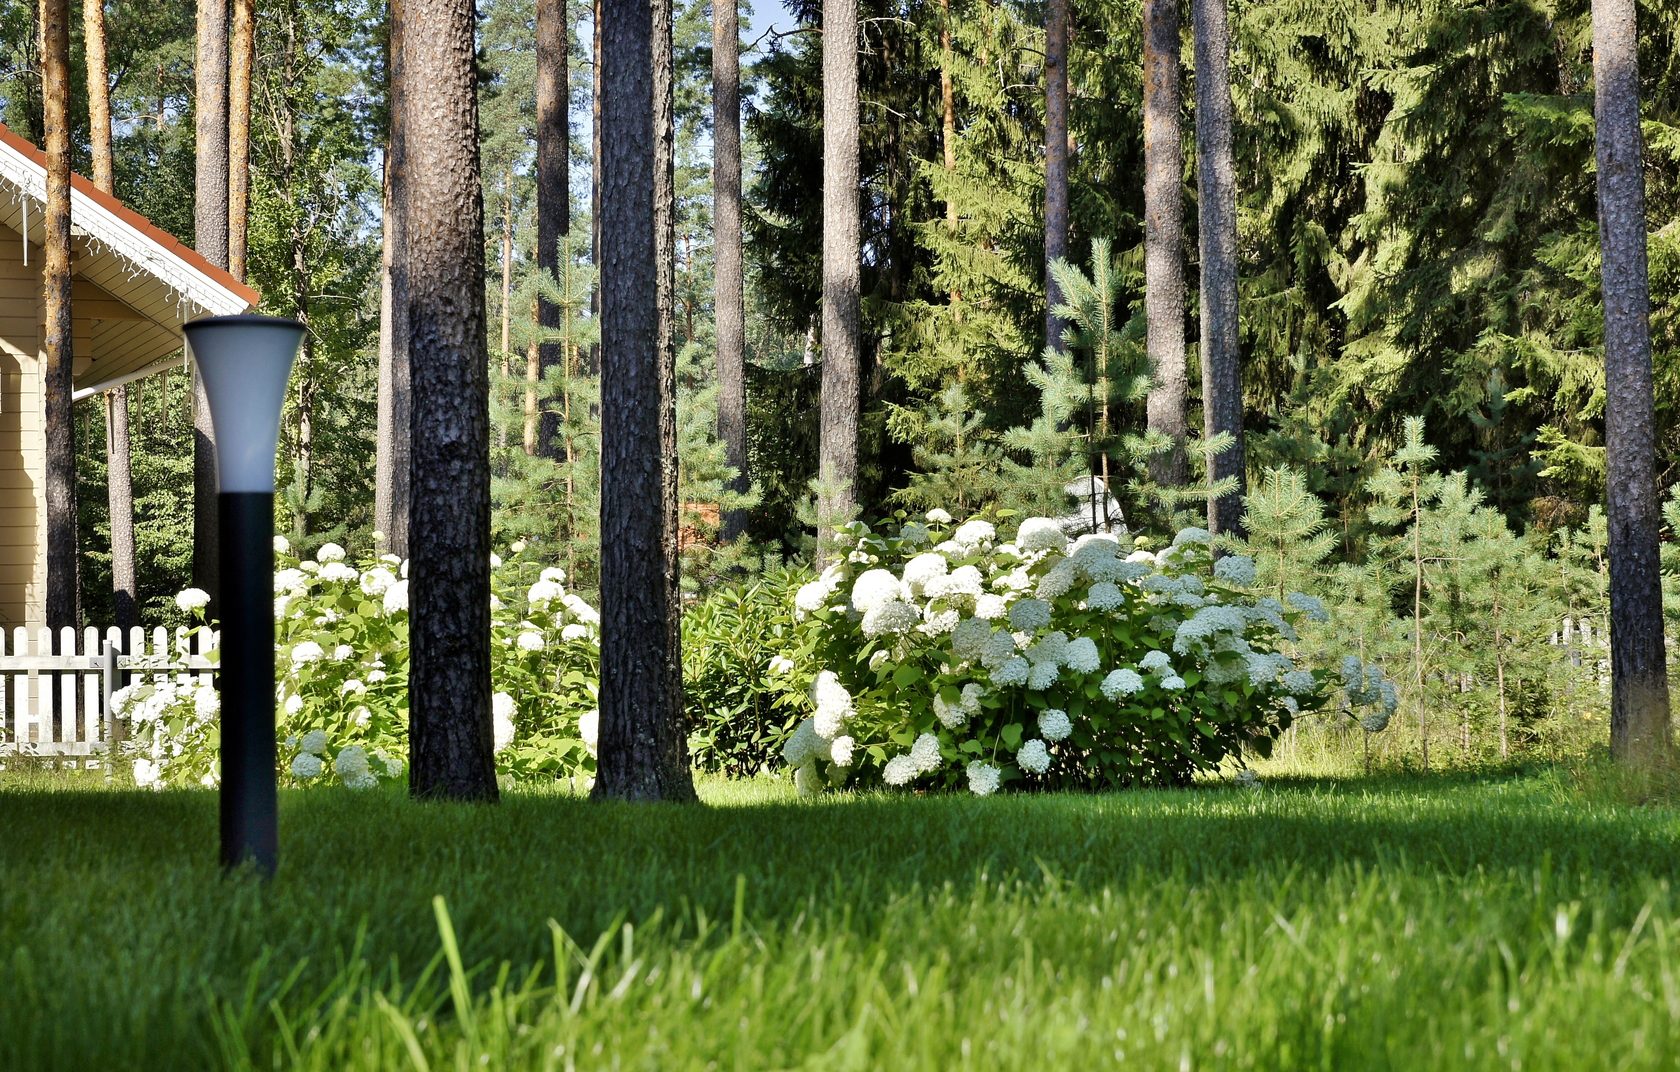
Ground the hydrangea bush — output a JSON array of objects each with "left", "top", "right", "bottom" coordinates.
[
  {"left": 116, "top": 538, "right": 601, "bottom": 790},
  {"left": 782, "top": 511, "right": 1398, "bottom": 794}
]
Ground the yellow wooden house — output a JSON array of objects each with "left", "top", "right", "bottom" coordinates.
[{"left": 0, "top": 123, "right": 256, "bottom": 628}]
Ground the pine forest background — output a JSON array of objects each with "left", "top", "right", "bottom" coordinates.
[{"left": 1, "top": 0, "right": 1678, "bottom": 668}]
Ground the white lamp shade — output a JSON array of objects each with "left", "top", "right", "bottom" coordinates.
[{"left": 183, "top": 315, "right": 305, "bottom": 493}]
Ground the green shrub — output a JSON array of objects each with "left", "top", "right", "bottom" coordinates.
[
  {"left": 682, "top": 569, "right": 811, "bottom": 776},
  {"left": 782, "top": 511, "right": 1397, "bottom": 794}
]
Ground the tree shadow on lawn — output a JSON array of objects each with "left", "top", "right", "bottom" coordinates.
[{"left": 6, "top": 764, "right": 1676, "bottom": 941}]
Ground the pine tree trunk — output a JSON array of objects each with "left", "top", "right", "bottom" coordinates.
[
  {"left": 593, "top": 0, "right": 695, "bottom": 802},
  {"left": 817, "top": 0, "right": 861, "bottom": 548},
  {"left": 589, "top": 0, "right": 602, "bottom": 380},
  {"left": 1043, "top": 0, "right": 1068, "bottom": 353},
  {"left": 1142, "top": 0, "right": 1188, "bottom": 491},
  {"left": 227, "top": 0, "right": 255, "bottom": 281},
  {"left": 375, "top": 21, "right": 411, "bottom": 558},
  {"left": 193, "top": 0, "right": 230, "bottom": 606},
  {"left": 534, "top": 0, "right": 568, "bottom": 459},
  {"left": 714, "top": 0, "right": 748, "bottom": 540},
  {"left": 85, "top": 0, "right": 136, "bottom": 631},
  {"left": 1193, "top": 0, "right": 1243, "bottom": 536},
  {"left": 41, "top": 0, "right": 78, "bottom": 630},
  {"left": 1592, "top": 0, "right": 1673, "bottom": 763},
  {"left": 394, "top": 0, "right": 498, "bottom": 801}
]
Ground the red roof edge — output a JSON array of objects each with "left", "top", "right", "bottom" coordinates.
[{"left": 0, "top": 122, "right": 261, "bottom": 309}]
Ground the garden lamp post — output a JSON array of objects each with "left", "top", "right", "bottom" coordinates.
[{"left": 183, "top": 314, "right": 305, "bottom": 877}]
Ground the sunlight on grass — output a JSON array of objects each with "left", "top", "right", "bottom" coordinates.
[{"left": 4, "top": 770, "right": 1680, "bottom": 1069}]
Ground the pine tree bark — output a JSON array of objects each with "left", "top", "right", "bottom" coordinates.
[
  {"left": 714, "top": 0, "right": 748, "bottom": 540},
  {"left": 1043, "top": 0, "right": 1068, "bottom": 353},
  {"left": 375, "top": 17, "right": 411, "bottom": 558},
  {"left": 85, "top": 0, "right": 136, "bottom": 631},
  {"left": 534, "top": 0, "right": 569, "bottom": 458},
  {"left": 593, "top": 0, "right": 695, "bottom": 802},
  {"left": 1592, "top": 0, "right": 1673, "bottom": 762},
  {"left": 394, "top": 0, "right": 498, "bottom": 801},
  {"left": 817, "top": 0, "right": 861, "bottom": 548},
  {"left": 227, "top": 0, "right": 255, "bottom": 281},
  {"left": 589, "top": 0, "right": 602, "bottom": 379},
  {"left": 1193, "top": 0, "right": 1243, "bottom": 535},
  {"left": 1142, "top": 0, "right": 1188, "bottom": 491},
  {"left": 41, "top": 0, "right": 78, "bottom": 630},
  {"left": 193, "top": 0, "right": 230, "bottom": 606}
]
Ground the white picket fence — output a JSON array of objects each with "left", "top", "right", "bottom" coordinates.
[{"left": 0, "top": 627, "right": 217, "bottom": 762}]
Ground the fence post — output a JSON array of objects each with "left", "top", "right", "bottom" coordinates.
[{"left": 103, "top": 641, "right": 121, "bottom": 782}]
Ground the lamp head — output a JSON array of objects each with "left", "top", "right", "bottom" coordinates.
[{"left": 183, "top": 315, "right": 305, "bottom": 494}]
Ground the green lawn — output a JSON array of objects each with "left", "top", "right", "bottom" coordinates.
[{"left": 4, "top": 769, "right": 1679, "bottom": 1070}]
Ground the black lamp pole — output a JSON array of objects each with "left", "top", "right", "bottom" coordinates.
[{"left": 183, "top": 314, "right": 305, "bottom": 877}]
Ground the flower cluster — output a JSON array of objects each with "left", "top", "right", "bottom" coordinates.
[
  {"left": 117, "top": 538, "right": 601, "bottom": 790},
  {"left": 782, "top": 510, "right": 1353, "bottom": 794}
]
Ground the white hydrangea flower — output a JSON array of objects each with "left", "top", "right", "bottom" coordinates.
[
  {"left": 933, "top": 691, "right": 969, "bottom": 729},
  {"left": 284, "top": 693, "right": 305, "bottom": 716},
  {"left": 898, "top": 521, "right": 932, "bottom": 545},
  {"left": 290, "top": 641, "right": 324, "bottom": 666},
  {"left": 1139, "top": 649, "right": 1173, "bottom": 674},
  {"left": 974, "top": 594, "right": 1009, "bottom": 621},
  {"left": 299, "top": 729, "right": 329, "bottom": 755},
  {"left": 333, "top": 644, "right": 354, "bottom": 661},
  {"left": 901, "top": 552, "right": 949, "bottom": 595},
  {"left": 1027, "top": 660, "right": 1060, "bottom": 690},
  {"left": 1213, "top": 554, "right": 1257, "bottom": 587},
  {"left": 910, "top": 733, "right": 942, "bottom": 773},
  {"left": 561, "top": 623, "right": 590, "bottom": 642},
  {"left": 1101, "top": 668, "right": 1145, "bottom": 699},
  {"left": 319, "top": 562, "right": 358, "bottom": 583},
  {"left": 783, "top": 720, "right": 820, "bottom": 766},
  {"left": 1035, "top": 561, "right": 1078, "bottom": 600},
  {"left": 1027, "top": 631, "right": 1068, "bottom": 667},
  {"left": 317, "top": 542, "right": 347, "bottom": 563},
  {"left": 175, "top": 588, "right": 210, "bottom": 613},
  {"left": 979, "top": 630, "right": 1018, "bottom": 670},
  {"left": 851, "top": 569, "right": 905, "bottom": 614},
  {"left": 950, "top": 617, "right": 992, "bottom": 660},
  {"left": 920, "top": 608, "right": 961, "bottom": 636},
  {"left": 1161, "top": 674, "right": 1187, "bottom": 691},
  {"left": 528, "top": 579, "right": 564, "bottom": 606},
  {"left": 1017, "top": 517, "right": 1069, "bottom": 553},
  {"left": 360, "top": 567, "right": 397, "bottom": 597},
  {"left": 1063, "top": 637, "right": 1101, "bottom": 674},
  {"left": 868, "top": 649, "right": 890, "bottom": 671},
  {"left": 132, "top": 758, "right": 163, "bottom": 789},
  {"left": 579, "top": 708, "right": 599, "bottom": 755},
  {"left": 1286, "top": 592, "right": 1330, "bottom": 622},
  {"left": 991, "top": 656, "right": 1031, "bottom": 687},
  {"left": 351, "top": 706, "right": 372, "bottom": 728},
  {"left": 194, "top": 684, "right": 219, "bottom": 719},
  {"left": 927, "top": 565, "right": 984, "bottom": 601},
  {"left": 882, "top": 755, "right": 920, "bottom": 786},
  {"left": 1172, "top": 527, "right": 1212, "bottom": 547},
  {"left": 334, "top": 745, "right": 371, "bottom": 779},
  {"left": 966, "top": 761, "right": 1001, "bottom": 796},
  {"left": 952, "top": 518, "right": 996, "bottom": 548},
  {"left": 562, "top": 593, "right": 600, "bottom": 625},
  {"left": 1173, "top": 605, "right": 1247, "bottom": 655},
  {"left": 1085, "top": 581, "right": 1124, "bottom": 612},
  {"left": 1016, "top": 738, "right": 1051, "bottom": 774},
  {"left": 1244, "top": 652, "right": 1281, "bottom": 686},
  {"left": 768, "top": 654, "right": 796, "bottom": 675},
  {"left": 861, "top": 599, "right": 921, "bottom": 637},
  {"left": 492, "top": 692, "right": 517, "bottom": 753},
  {"left": 289, "top": 753, "right": 323, "bottom": 780},
  {"left": 517, "top": 631, "right": 546, "bottom": 652},
  {"left": 793, "top": 762, "right": 822, "bottom": 795},
  {"left": 794, "top": 579, "right": 834, "bottom": 615},
  {"left": 341, "top": 678, "right": 367, "bottom": 696},
  {"left": 367, "top": 669, "right": 388, "bottom": 683},
  {"left": 273, "top": 568, "right": 306, "bottom": 594},
  {"left": 1281, "top": 669, "right": 1318, "bottom": 696},
  {"left": 382, "top": 579, "right": 409, "bottom": 615},
  {"left": 829, "top": 735, "right": 855, "bottom": 767},
  {"left": 813, "top": 671, "right": 855, "bottom": 738},
  {"left": 1007, "top": 598, "right": 1051, "bottom": 632},
  {"left": 992, "top": 568, "right": 1033, "bottom": 593},
  {"left": 1038, "top": 708, "right": 1073, "bottom": 742},
  {"left": 925, "top": 508, "right": 954, "bottom": 524},
  {"left": 274, "top": 534, "right": 291, "bottom": 554}
]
